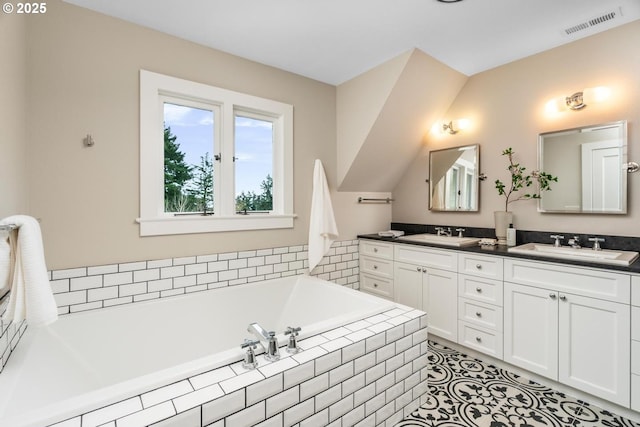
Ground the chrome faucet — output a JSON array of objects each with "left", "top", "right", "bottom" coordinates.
[
  {"left": 568, "top": 236, "right": 581, "bottom": 249},
  {"left": 248, "top": 322, "right": 280, "bottom": 361},
  {"left": 588, "top": 237, "right": 605, "bottom": 251},
  {"left": 284, "top": 326, "right": 302, "bottom": 354},
  {"left": 434, "top": 227, "right": 444, "bottom": 236},
  {"left": 550, "top": 234, "right": 564, "bottom": 247}
]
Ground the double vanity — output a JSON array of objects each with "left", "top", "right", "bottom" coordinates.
[{"left": 359, "top": 230, "right": 640, "bottom": 413}]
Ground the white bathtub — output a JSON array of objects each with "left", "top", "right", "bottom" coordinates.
[{"left": 0, "top": 274, "right": 395, "bottom": 427}]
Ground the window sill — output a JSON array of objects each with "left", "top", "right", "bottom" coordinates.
[{"left": 136, "top": 214, "right": 296, "bottom": 236}]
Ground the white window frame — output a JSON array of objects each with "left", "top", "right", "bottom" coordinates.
[{"left": 138, "top": 70, "right": 294, "bottom": 236}]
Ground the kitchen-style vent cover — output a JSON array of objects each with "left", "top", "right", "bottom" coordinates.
[{"left": 564, "top": 8, "right": 621, "bottom": 36}]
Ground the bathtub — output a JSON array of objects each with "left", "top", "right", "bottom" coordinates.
[{"left": 0, "top": 274, "right": 411, "bottom": 427}]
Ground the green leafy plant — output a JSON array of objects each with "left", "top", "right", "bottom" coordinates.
[{"left": 495, "top": 147, "right": 558, "bottom": 211}]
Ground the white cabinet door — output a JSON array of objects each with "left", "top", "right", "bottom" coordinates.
[
  {"left": 423, "top": 267, "right": 458, "bottom": 342},
  {"left": 558, "top": 293, "right": 630, "bottom": 406},
  {"left": 504, "top": 282, "right": 558, "bottom": 379},
  {"left": 393, "top": 262, "right": 422, "bottom": 309}
]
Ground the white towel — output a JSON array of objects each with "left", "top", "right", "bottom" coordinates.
[
  {"left": 308, "top": 159, "right": 339, "bottom": 272},
  {"left": 0, "top": 215, "right": 58, "bottom": 326}
]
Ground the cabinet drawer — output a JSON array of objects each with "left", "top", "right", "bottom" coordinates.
[
  {"left": 459, "top": 275, "right": 503, "bottom": 306},
  {"left": 633, "top": 374, "right": 640, "bottom": 412},
  {"left": 504, "top": 259, "right": 630, "bottom": 303},
  {"left": 633, "top": 306, "right": 640, "bottom": 341},
  {"left": 459, "top": 253, "right": 503, "bottom": 280},
  {"left": 360, "top": 255, "right": 393, "bottom": 278},
  {"left": 359, "top": 240, "right": 393, "bottom": 260},
  {"left": 360, "top": 273, "right": 393, "bottom": 299},
  {"left": 633, "top": 275, "right": 640, "bottom": 307},
  {"left": 394, "top": 244, "right": 457, "bottom": 271},
  {"left": 633, "top": 340, "right": 640, "bottom": 375},
  {"left": 458, "top": 321, "right": 503, "bottom": 359},
  {"left": 458, "top": 298, "right": 503, "bottom": 331}
]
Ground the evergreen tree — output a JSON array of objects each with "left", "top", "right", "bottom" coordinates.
[
  {"left": 186, "top": 153, "right": 214, "bottom": 214},
  {"left": 164, "top": 126, "right": 193, "bottom": 211}
]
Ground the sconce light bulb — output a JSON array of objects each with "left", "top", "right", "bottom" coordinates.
[
  {"left": 431, "top": 122, "right": 443, "bottom": 135},
  {"left": 583, "top": 86, "right": 611, "bottom": 104},
  {"left": 454, "top": 118, "right": 471, "bottom": 130}
]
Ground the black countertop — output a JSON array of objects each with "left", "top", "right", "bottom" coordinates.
[{"left": 358, "top": 233, "right": 640, "bottom": 274}]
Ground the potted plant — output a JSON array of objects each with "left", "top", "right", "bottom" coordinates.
[{"left": 494, "top": 147, "right": 558, "bottom": 244}]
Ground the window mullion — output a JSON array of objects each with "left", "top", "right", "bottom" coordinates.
[{"left": 219, "top": 104, "right": 236, "bottom": 216}]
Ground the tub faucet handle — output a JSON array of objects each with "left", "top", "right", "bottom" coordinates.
[
  {"left": 265, "top": 331, "right": 280, "bottom": 361},
  {"left": 285, "top": 326, "right": 302, "bottom": 354},
  {"left": 241, "top": 339, "right": 260, "bottom": 369}
]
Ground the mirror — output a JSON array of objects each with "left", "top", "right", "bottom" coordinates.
[
  {"left": 429, "top": 144, "right": 479, "bottom": 211},
  {"left": 538, "top": 120, "right": 627, "bottom": 214}
]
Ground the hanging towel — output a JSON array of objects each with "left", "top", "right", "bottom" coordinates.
[
  {"left": 308, "top": 159, "right": 339, "bottom": 272},
  {"left": 0, "top": 228, "right": 15, "bottom": 295},
  {"left": 0, "top": 215, "right": 58, "bottom": 326}
]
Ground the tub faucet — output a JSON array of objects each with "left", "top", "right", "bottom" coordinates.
[
  {"left": 248, "top": 322, "right": 280, "bottom": 361},
  {"left": 241, "top": 339, "right": 260, "bottom": 369},
  {"left": 285, "top": 326, "right": 302, "bottom": 354}
]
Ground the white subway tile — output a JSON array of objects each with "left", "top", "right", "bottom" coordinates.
[
  {"left": 365, "top": 333, "right": 385, "bottom": 353},
  {"left": 385, "top": 325, "right": 405, "bottom": 343},
  {"left": 150, "top": 407, "right": 200, "bottom": 427},
  {"left": 385, "top": 354, "right": 404, "bottom": 373},
  {"left": 49, "top": 417, "right": 81, "bottom": 427},
  {"left": 247, "top": 373, "right": 283, "bottom": 406},
  {"left": 283, "top": 361, "right": 314, "bottom": 388},
  {"left": 87, "top": 286, "right": 118, "bottom": 302},
  {"left": 119, "top": 261, "right": 147, "bottom": 272},
  {"left": 201, "top": 389, "right": 245, "bottom": 425},
  {"left": 196, "top": 272, "right": 218, "bottom": 285},
  {"left": 173, "top": 383, "right": 224, "bottom": 413},
  {"left": 104, "top": 272, "right": 133, "bottom": 287},
  {"left": 315, "top": 383, "right": 341, "bottom": 411},
  {"left": 283, "top": 398, "right": 314, "bottom": 427},
  {"left": 140, "top": 278, "right": 168, "bottom": 292},
  {"left": 229, "top": 258, "right": 248, "bottom": 269},
  {"left": 148, "top": 259, "right": 172, "bottom": 268},
  {"left": 387, "top": 315, "right": 411, "bottom": 326},
  {"left": 342, "top": 341, "right": 365, "bottom": 362},
  {"left": 190, "top": 366, "right": 235, "bottom": 389},
  {"left": 299, "top": 409, "right": 328, "bottom": 427},
  {"left": 300, "top": 373, "right": 328, "bottom": 401},
  {"left": 219, "top": 269, "right": 239, "bottom": 281},
  {"left": 345, "top": 329, "right": 374, "bottom": 343},
  {"left": 342, "top": 404, "right": 365, "bottom": 427},
  {"left": 219, "top": 252, "right": 239, "bottom": 261},
  {"left": 329, "top": 361, "right": 353, "bottom": 386},
  {"left": 299, "top": 335, "right": 329, "bottom": 349},
  {"left": 376, "top": 343, "right": 396, "bottom": 363},
  {"left": 160, "top": 265, "right": 184, "bottom": 279},
  {"left": 364, "top": 392, "right": 385, "bottom": 417},
  {"left": 404, "top": 371, "right": 421, "bottom": 391},
  {"left": 70, "top": 275, "right": 102, "bottom": 291},
  {"left": 396, "top": 389, "right": 414, "bottom": 412},
  {"left": 52, "top": 267, "right": 87, "bottom": 280},
  {"left": 54, "top": 291, "right": 86, "bottom": 307},
  {"left": 375, "top": 401, "right": 395, "bottom": 425},
  {"left": 329, "top": 395, "right": 354, "bottom": 422},
  {"left": 134, "top": 292, "right": 159, "bottom": 302},
  {"left": 375, "top": 372, "right": 395, "bottom": 395},
  {"left": 239, "top": 266, "right": 257, "bottom": 278},
  {"left": 104, "top": 296, "right": 133, "bottom": 307},
  {"left": 365, "top": 363, "right": 385, "bottom": 385},
  {"left": 87, "top": 264, "right": 118, "bottom": 276},
  {"left": 367, "top": 322, "right": 394, "bottom": 335},
  {"left": 259, "top": 356, "right": 298, "bottom": 378},
  {"left": 173, "top": 256, "right": 196, "bottom": 266},
  {"left": 119, "top": 282, "right": 147, "bottom": 297},
  {"left": 229, "top": 277, "right": 248, "bottom": 286},
  {"left": 186, "top": 285, "right": 207, "bottom": 293},
  {"left": 404, "top": 344, "right": 421, "bottom": 363},
  {"left": 173, "top": 275, "right": 196, "bottom": 288},
  {"left": 354, "top": 413, "right": 375, "bottom": 427},
  {"left": 322, "top": 327, "right": 350, "bottom": 341},
  {"left": 395, "top": 363, "right": 413, "bottom": 382},
  {"left": 266, "top": 386, "right": 300, "bottom": 418},
  {"left": 196, "top": 254, "right": 218, "bottom": 263},
  {"left": 291, "top": 345, "right": 327, "bottom": 365},
  {"left": 70, "top": 301, "right": 102, "bottom": 313},
  {"left": 342, "top": 372, "right": 365, "bottom": 397},
  {"left": 50, "top": 279, "right": 70, "bottom": 294},
  {"left": 133, "top": 269, "right": 160, "bottom": 283},
  {"left": 354, "top": 352, "right": 376, "bottom": 374},
  {"left": 226, "top": 401, "right": 266, "bottom": 427},
  {"left": 142, "top": 381, "right": 193, "bottom": 408},
  {"left": 220, "top": 369, "right": 264, "bottom": 393},
  {"left": 315, "top": 350, "right": 342, "bottom": 375},
  {"left": 185, "top": 263, "right": 207, "bottom": 275},
  {"left": 117, "top": 402, "right": 175, "bottom": 427},
  {"left": 82, "top": 397, "right": 142, "bottom": 427},
  {"left": 161, "top": 289, "right": 184, "bottom": 298},
  {"left": 321, "top": 337, "right": 352, "bottom": 353}
]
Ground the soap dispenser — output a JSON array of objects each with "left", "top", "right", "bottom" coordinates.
[{"left": 506, "top": 224, "right": 516, "bottom": 247}]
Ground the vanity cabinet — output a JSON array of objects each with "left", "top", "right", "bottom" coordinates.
[
  {"left": 504, "top": 259, "right": 631, "bottom": 407},
  {"left": 457, "top": 253, "right": 504, "bottom": 358},
  {"left": 359, "top": 240, "right": 394, "bottom": 300},
  {"left": 393, "top": 245, "right": 458, "bottom": 341},
  {"left": 632, "top": 275, "right": 640, "bottom": 411}
]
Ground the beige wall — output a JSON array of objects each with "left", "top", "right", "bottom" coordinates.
[
  {"left": 393, "top": 21, "right": 640, "bottom": 237},
  {"left": 16, "top": 0, "right": 391, "bottom": 269},
  {"left": 0, "top": 13, "right": 28, "bottom": 217}
]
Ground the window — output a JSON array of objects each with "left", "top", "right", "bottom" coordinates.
[{"left": 139, "top": 70, "right": 293, "bottom": 236}]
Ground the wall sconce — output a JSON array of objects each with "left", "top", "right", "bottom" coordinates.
[
  {"left": 433, "top": 118, "right": 470, "bottom": 134},
  {"left": 546, "top": 86, "right": 611, "bottom": 112}
]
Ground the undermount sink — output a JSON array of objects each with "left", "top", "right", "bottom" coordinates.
[
  {"left": 508, "top": 242, "right": 639, "bottom": 266},
  {"left": 396, "top": 234, "right": 480, "bottom": 247}
]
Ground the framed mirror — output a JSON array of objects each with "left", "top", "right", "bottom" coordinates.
[
  {"left": 429, "top": 144, "right": 479, "bottom": 211},
  {"left": 538, "top": 120, "right": 627, "bottom": 214}
]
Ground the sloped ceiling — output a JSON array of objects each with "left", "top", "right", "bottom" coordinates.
[{"left": 336, "top": 49, "right": 468, "bottom": 192}]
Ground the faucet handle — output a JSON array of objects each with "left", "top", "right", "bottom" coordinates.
[
  {"left": 550, "top": 234, "right": 564, "bottom": 247},
  {"left": 455, "top": 228, "right": 465, "bottom": 238},
  {"left": 241, "top": 338, "right": 260, "bottom": 349},
  {"left": 285, "top": 326, "right": 301, "bottom": 336},
  {"left": 588, "top": 237, "right": 605, "bottom": 251}
]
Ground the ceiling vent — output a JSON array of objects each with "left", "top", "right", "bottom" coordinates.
[{"left": 564, "top": 8, "right": 621, "bottom": 36}]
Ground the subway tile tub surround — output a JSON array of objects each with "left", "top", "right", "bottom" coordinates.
[
  {"left": 0, "top": 240, "right": 360, "bottom": 414},
  {"left": 41, "top": 306, "right": 428, "bottom": 427}
]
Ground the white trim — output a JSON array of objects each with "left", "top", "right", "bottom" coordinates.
[{"left": 139, "top": 70, "right": 294, "bottom": 236}]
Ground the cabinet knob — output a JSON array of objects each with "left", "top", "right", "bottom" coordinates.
[
  {"left": 475, "top": 312, "right": 482, "bottom": 317},
  {"left": 475, "top": 337, "right": 482, "bottom": 342},
  {"left": 475, "top": 287, "right": 482, "bottom": 293},
  {"left": 559, "top": 295, "right": 566, "bottom": 301},
  {"left": 373, "top": 265, "right": 378, "bottom": 270},
  {"left": 416, "top": 267, "right": 421, "bottom": 272},
  {"left": 475, "top": 264, "right": 482, "bottom": 270},
  {"left": 373, "top": 248, "right": 378, "bottom": 253},
  {"left": 373, "top": 283, "right": 378, "bottom": 288},
  {"left": 549, "top": 293, "right": 557, "bottom": 299}
]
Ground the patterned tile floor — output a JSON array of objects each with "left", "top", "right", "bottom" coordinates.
[{"left": 397, "top": 341, "right": 640, "bottom": 427}]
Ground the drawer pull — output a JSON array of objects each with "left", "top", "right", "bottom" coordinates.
[
  {"left": 373, "top": 265, "right": 378, "bottom": 270},
  {"left": 475, "top": 312, "right": 482, "bottom": 317},
  {"left": 416, "top": 267, "right": 421, "bottom": 272},
  {"left": 475, "top": 337, "right": 482, "bottom": 342},
  {"left": 475, "top": 287, "right": 482, "bottom": 293},
  {"left": 549, "top": 293, "right": 557, "bottom": 299},
  {"left": 373, "top": 283, "right": 378, "bottom": 288},
  {"left": 475, "top": 264, "right": 482, "bottom": 270},
  {"left": 373, "top": 248, "right": 378, "bottom": 253},
  {"left": 559, "top": 295, "right": 567, "bottom": 301}
]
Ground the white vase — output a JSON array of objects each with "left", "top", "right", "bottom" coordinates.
[{"left": 494, "top": 211, "right": 513, "bottom": 245}]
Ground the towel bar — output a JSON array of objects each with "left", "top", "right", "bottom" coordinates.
[
  {"left": 0, "top": 224, "right": 18, "bottom": 231},
  {"left": 357, "top": 197, "right": 394, "bottom": 204}
]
